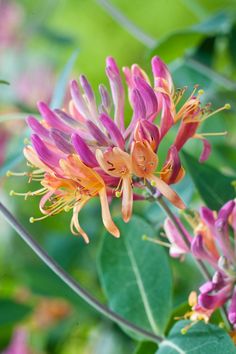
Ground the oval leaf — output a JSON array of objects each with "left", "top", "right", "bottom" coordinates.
[
  {"left": 150, "top": 12, "right": 233, "bottom": 62},
  {"left": 157, "top": 320, "right": 236, "bottom": 353},
  {"left": 182, "top": 151, "right": 235, "bottom": 210},
  {"left": 98, "top": 215, "right": 172, "bottom": 337}
]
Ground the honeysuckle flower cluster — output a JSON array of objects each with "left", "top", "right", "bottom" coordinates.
[
  {"left": 9, "top": 56, "right": 229, "bottom": 243},
  {"left": 164, "top": 199, "right": 236, "bottom": 328}
]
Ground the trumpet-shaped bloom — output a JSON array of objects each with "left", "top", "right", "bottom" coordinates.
[
  {"left": 164, "top": 200, "right": 236, "bottom": 327},
  {"left": 9, "top": 56, "right": 229, "bottom": 242}
]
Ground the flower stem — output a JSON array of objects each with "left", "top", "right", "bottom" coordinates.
[{"left": 0, "top": 202, "right": 163, "bottom": 343}]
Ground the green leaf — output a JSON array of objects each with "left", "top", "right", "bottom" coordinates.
[
  {"left": 0, "top": 299, "right": 32, "bottom": 327},
  {"left": 134, "top": 341, "right": 158, "bottom": 354},
  {"left": 215, "top": 143, "right": 236, "bottom": 172},
  {"left": 157, "top": 320, "right": 236, "bottom": 353},
  {"left": 150, "top": 12, "right": 233, "bottom": 62},
  {"left": 98, "top": 215, "right": 172, "bottom": 338},
  {"left": 182, "top": 151, "right": 235, "bottom": 210},
  {"left": 0, "top": 80, "right": 10, "bottom": 85},
  {"left": 50, "top": 49, "right": 79, "bottom": 109}
]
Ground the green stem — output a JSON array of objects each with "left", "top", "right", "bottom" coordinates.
[{"left": 0, "top": 202, "right": 163, "bottom": 343}]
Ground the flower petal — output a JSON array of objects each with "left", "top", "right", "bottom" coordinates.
[
  {"left": 122, "top": 176, "right": 133, "bottom": 223},
  {"left": 150, "top": 175, "right": 186, "bottom": 209},
  {"left": 99, "top": 188, "right": 120, "bottom": 238}
]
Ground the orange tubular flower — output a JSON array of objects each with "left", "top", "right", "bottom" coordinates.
[
  {"left": 131, "top": 140, "right": 185, "bottom": 209},
  {"left": 60, "top": 154, "right": 120, "bottom": 240},
  {"left": 13, "top": 148, "right": 119, "bottom": 243},
  {"left": 96, "top": 147, "right": 133, "bottom": 223}
]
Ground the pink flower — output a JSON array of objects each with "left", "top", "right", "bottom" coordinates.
[
  {"left": 2, "top": 328, "right": 32, "bottom": 354},
  {"left": 10, "top": 56, "right": 228, "bottom": 242}
]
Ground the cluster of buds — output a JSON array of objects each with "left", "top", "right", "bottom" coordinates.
[
  {"left": 164, "top": 199, "right": 236, "bottom": 327},
  {"left": 9, "top": 56, "right": 229, "bottom": 242}
]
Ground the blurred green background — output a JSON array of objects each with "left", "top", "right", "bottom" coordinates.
[{"left": 0, "top": 0, "right": 236, "bottom": 353}]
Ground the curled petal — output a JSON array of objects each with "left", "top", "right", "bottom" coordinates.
[
  {"left": 99, "top": 188, "right": 120, "bottom": 238},
  {"left": 39, "top": 190, "right": 55, "bottom": 214},
  {"left": 150, "top": 175, "right": 186, "bottom": 210},
  {"left": 199, "top": 138, "right": 211, "bottom": 162},
  {"left": 122, "top": 176, "right": 133, "bottom": 223},
  {"left": 71, "top": 201, "right": 90, "bottom": 243}
]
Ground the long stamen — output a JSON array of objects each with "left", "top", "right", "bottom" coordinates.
[
  {"left": 195, "top": 131, "right": 227, "bottom": 137},
  {"left": 30, "top": 199, "right": 74, "bottom": 223},
  {"left": 142, "top": 234, "right": 171, "bottom": 248},
  {"left": 200, "top": 104, "right": 231, "bottom": 123},
  {"left": 10, "top": 188, "right": 47, "bottom": 199}
]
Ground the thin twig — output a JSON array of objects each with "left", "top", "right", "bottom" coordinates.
[
  {"left": 96, "top": 0, "right": 156, "bottom": 48},
  {"left": 0, "top": 202, "right": 163, "bottom": 343}
]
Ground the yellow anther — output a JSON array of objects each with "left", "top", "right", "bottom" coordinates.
[
  {"left": 115, "top": 191, "right": 121, "bottom": 198},
  {"left": 64, "top": 206, "right": 70, "bottom": 212},
  {"left": 142, "top": 234, "right": 148, "bottom": 240},
  {"left": 9, "top": 190, "right": 15, "bottom": 196},
  {"left": 219, "top": 322, "right": 225, "bottom": 329},
  {"left": 224, "top": 103, "right": 231, "bottom": 110},
  {"left": 150, "top": 180, "right": 156, "bottom": 187},
  {"left": 29, "top": 217, "right": 35, "bottom": 223},
  {"left": 6, "top": 171, "right": 12, "bottom": 177},
  {"left": 181, "top": 328, "right": 187, "bottom": 335},
  {"left": 198, "top": 89, "right": 204, "bottom": 95},
  {"left": 24, "top": 138, "right": 30, "bottom": 145}
]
